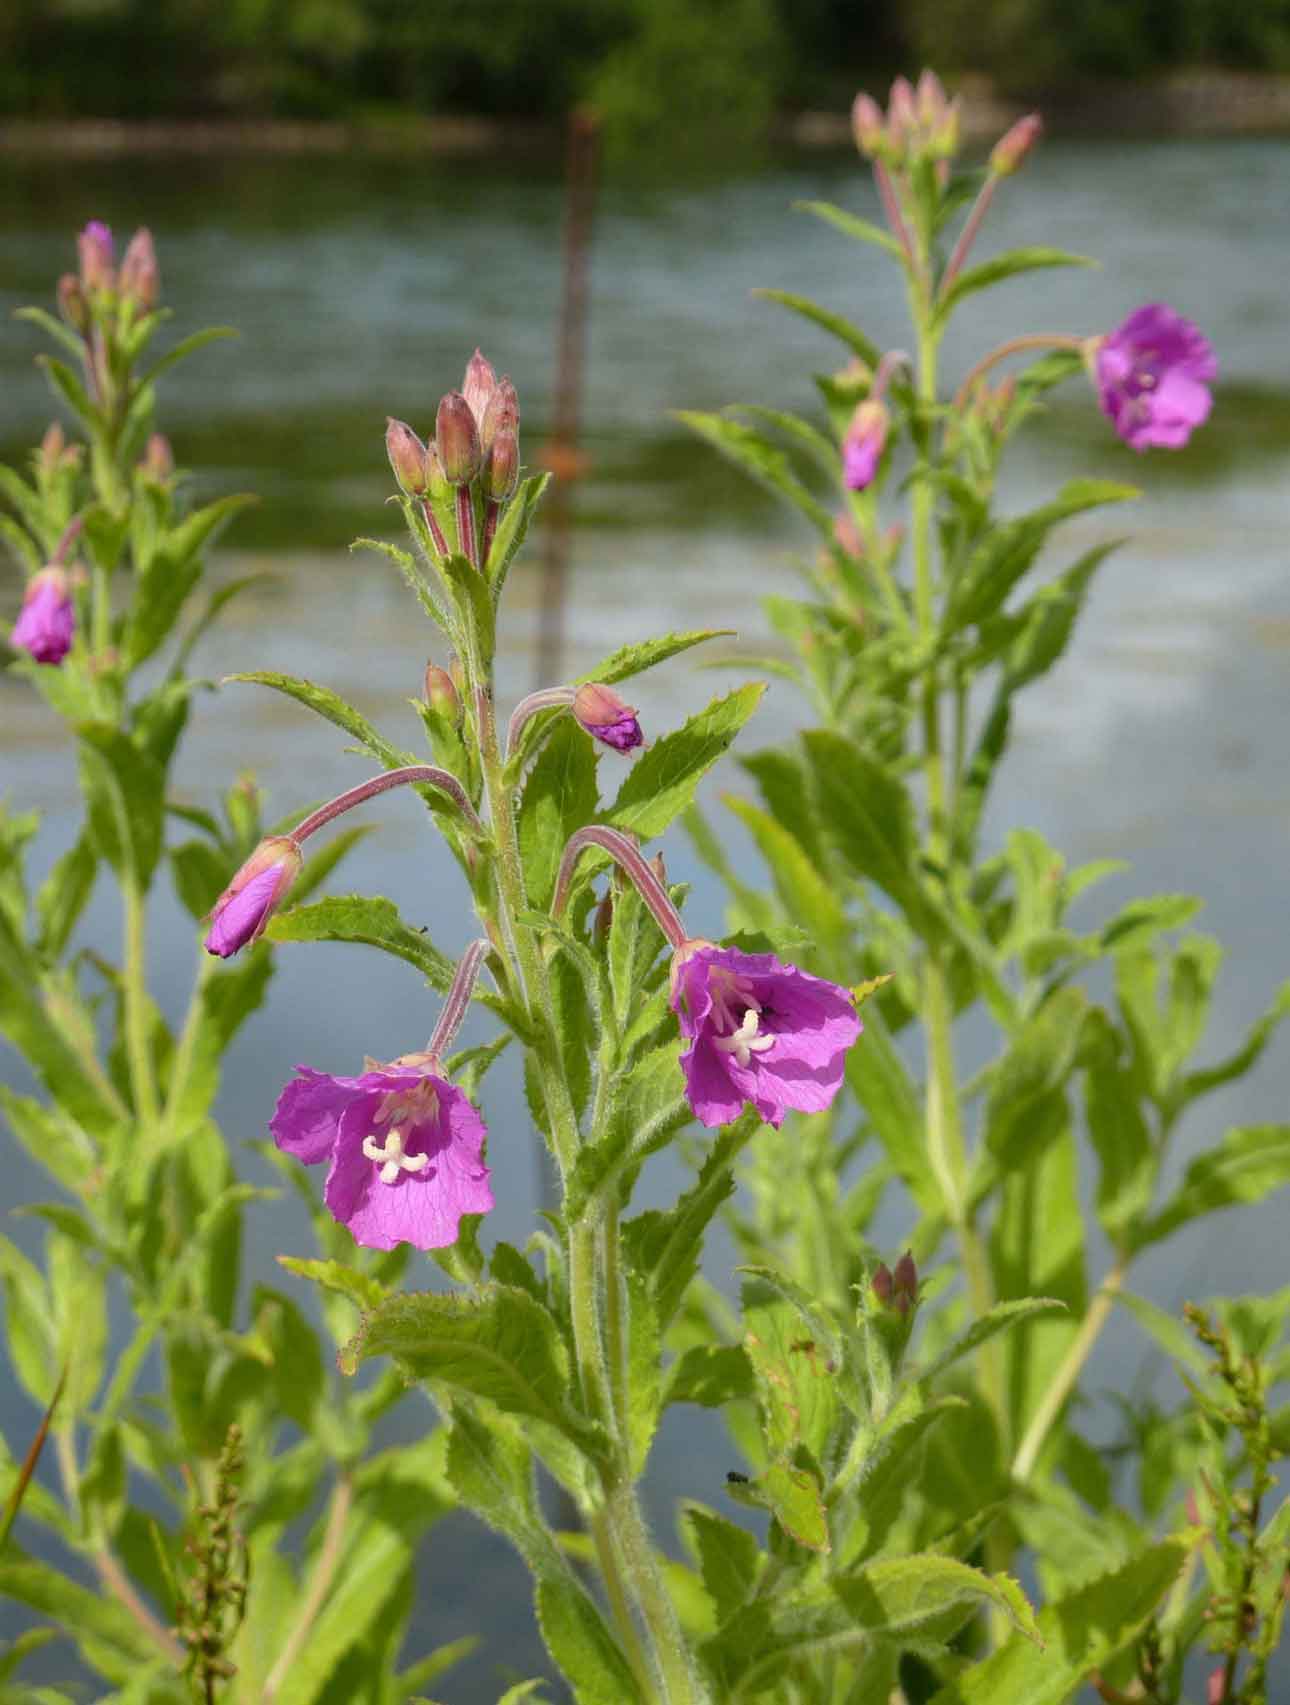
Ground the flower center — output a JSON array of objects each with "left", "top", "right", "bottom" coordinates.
[
  {"left": 712, "top": 1006, "right": 775, "bottom": 1069},
  {"left": 361, "top": 1080, "right": 439, "bottom": 1184}
]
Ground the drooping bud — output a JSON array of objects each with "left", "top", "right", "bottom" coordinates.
[
  {"left": 77, "top": 221, "right": 115, "bottom": 295},
  {"left": 10, "top": 566, "right": 74, "bottom": 666},
  {"left": 203, "top": 836, "right": 302, "bottom": 959},
  {"left": 892, "top": 1249, "right": 919, "bottom": 1314},
  {"left": 386, "top": 417, "right": 430, "bottom": 497},
  {"left": 842, "top": 399, "right": 889, "bottom": 491},
  {"left": 56, "top": 273, "right": 89, "bottom": 334},
  {"left": 422, "top": 661, "right": 462, "bottom": 726},
  {"left": 990, "top": 112, "right": 1043, "bottom": 177},
  {"left": 435, "top": 392, "right": 482, "bottom": 486},
  {"left": 572, "top": 682, "right": 644, "bottom": 754},
  {"left": 141, "top": 433, "right": 174, "bottom": 483},
  {"left": 851, "top": 91, "right": 885, "bottom": 158},
  {"left": 118, "top": 228, "right": 159, "bottom": 310},
  {"left": 461, "top": 348, "right": 498, "bottom": 426}
]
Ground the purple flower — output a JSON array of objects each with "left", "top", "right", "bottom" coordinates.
[
  {"left": 1094, "top": 304, "right": 1216, "bottom": 451},
  {"left": 669, "top": 941, "right": 861, "bottom": 1129},
  {"left": 572, "top": 682, "right": 643, "bottom": 754},
  {"left": 842, "top": 400, "right": 889, "bottom": 491},
  {"left": 11, "top": 567, "right": 74, "bottom": 666},
  {"left": 204, "top": 836, "right": 301, "bottom": 958},
  {"left": 271, "top": 1057, "right": 493, "bottom": 1250}
]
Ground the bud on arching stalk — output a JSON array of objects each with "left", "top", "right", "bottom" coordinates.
[
  {"left": 386, "top": 418, "right": 430, "bottom": 497},
  {"left": 435, "top": 392, "right": 482, "bottom": 487},
  {"left": 204, "top": 837, "right": 302, "bottom": 959},
  {"left": 572, "top": 682, "right": 644, "bottom": 754},
  {"left": 118, "top": 227, "right": 159, "bottom": 311},
  {"left": 842, "top": 398, "right": 889, "bottom": 492},
  {"left": 422, "top": 661, "right": 462, "bottom": 726},
  {"left": 990, "top": 112, "right": 1043, "bottom": 177}
]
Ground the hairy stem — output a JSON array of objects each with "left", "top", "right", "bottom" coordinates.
[
  {"left": 289, "top": 762, "right": 483, "bottom": 843},
  {"left": 123, "top": 881, "right": 160, "bottom": 1127},
  {"left": 952, "top": 332, "right": 1087, "bottom": 412}
]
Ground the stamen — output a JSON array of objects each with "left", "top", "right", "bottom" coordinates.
[
  {"left": 713, "top": 1008, "right": 775, "bottom": 1070},
  {"left": 362, "top": 1125, "right": 431, "bottom": 1185}
]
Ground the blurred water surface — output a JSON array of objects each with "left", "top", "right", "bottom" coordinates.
[{"left": 2, "top": 137, "right": 1289, "bottom": 1698}]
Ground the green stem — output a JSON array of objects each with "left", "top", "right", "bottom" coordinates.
[
  {"left": 160, "top": 949, "right": 215, "bottom": 1141},
  {"left": 122, "top": 882, "right": 160, "bottom": 1127},
  {"left": 1012, "top": 1259, "right": 1126, "bottom": 1483}
]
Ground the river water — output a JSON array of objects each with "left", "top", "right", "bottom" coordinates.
[{"left": 2, "top": 137, "right": 1289, "bottom": 1697}]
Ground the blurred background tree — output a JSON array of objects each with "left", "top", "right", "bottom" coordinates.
[{"left": 3, "top": 0, "right": 1290, "bottom": 133}]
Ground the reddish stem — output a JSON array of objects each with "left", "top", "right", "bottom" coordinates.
[
  {"left": 289, "top": 764, "right": 482, "bottom": 843},
  {"left": 426, "top": 937, "right": 491, "bottom": 1060},
  {"left": 420, "top": 497, "right": 449, "bottom": 560},
  {"left": 455, "top": 486, "right": 477, "bottom": 567},
  {"left": 552, "top": 825, "right": 687, "bottom": 950}
]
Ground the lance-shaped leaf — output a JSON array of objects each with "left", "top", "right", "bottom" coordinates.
[
  {"left": 791, "top": 201, "right": 905, "bottom": 265},
  {"left": 936, "top": 247, "right": 1095, "bottom": 321},
  {"left": 928, "top": 1542, "right": 1185, "bottom": 1705},
  {"left": 727, "top": 1461, "right": 830, "bottom": 1554},
  {"left": 916, "top": 1299, "right": 1066, "bottom": 1389},
  {"left": 1136, "top": 1124, "right": 1290, "bottom": 1250},
  {"left": 678, "top": 411, "right": 834, "bottom": 536},
  {"left": 76, "top": 724, "right": 165, "bottom": 884},
  {"left": 486, "top": 470, "right": 550, "bottom": 595},
  {"left": 608, "top": 683, "right": 765, "bottom": 846},
  {"left": 576, "top": 627, "right": 733, "bottom": 689},
  {"left": 227, "top": 671, "right": 416, "bottom": 772},
  {"left": 267, "top": 894, "right": 452, "bottom": 991},
  {"left": 753, "top": 284, "right": 886, "bottom": 366},
  {"left": 683, "top": 1504, "right": 762, "bottom": 1626},
  {"left": 834, "top": 1554, "right": 1041, "bottom": 1646},
  {"left": 803, "top": 730, "right": 931, "bottom": 930},
  {"left": 341, "top": 1285, "right": 605, "bottom": 1454},
  {"left": 518, "top": 719, "right": 601, "bottom": 909}
]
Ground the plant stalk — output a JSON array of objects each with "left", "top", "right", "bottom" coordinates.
[
  {"left": 123, "top": 881, "right": 160, "bottom": 1127},
  {"left": 1012, "top": 1260, "right": 1126, "bottom": 1483}
]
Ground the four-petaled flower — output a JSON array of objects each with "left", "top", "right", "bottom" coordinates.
[
  {"left": 670, "top": 941, "right": 861, "bottom": 1129},
  {"left": 271, "top": 1055, "right": 493, "bottom": 1250},
  {"left": 11, "top": 567, "right": 74, "bottom": 666},
  {"left": 1094, "top": 303, "right": 1216, "bottom": 451}
]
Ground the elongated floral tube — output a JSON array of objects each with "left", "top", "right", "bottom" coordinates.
[
  {"left": 289, "top": 764, "right": 484, "bottom": 842},
  {"left": 506, "top": 686, "right": 576, "bottom": 756},
  {"left": 551, "top": 825, "right": 687, "bottom": 950},
  {"left": 424, "top": 938, "right": 491, "bottom": 1060}
]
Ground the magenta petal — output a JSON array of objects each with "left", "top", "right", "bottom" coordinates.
[
  {"left": 1095, "top": 303, "right": 1215, "bottom": 453},
  {"left": 679, "top": 1037, "right": 749, "bottom": 1129},
  {"left": 12, "top": 572, "right": 74, "bottom": 666},
  {"left": 270, "top": 1066, "right": 371, "bottom": 1165},
  {"left": 203, "top": 865, "right": 283, "bottom": 957}
]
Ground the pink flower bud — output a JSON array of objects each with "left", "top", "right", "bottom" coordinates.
[
  {"left": 915, "top": 69, "right": 947, "bottom": 130},
  {"left": 479, "top": 374, "right": 519, "bottom": 453},
  {"left": 10, "top": 566, "right": 74, "bottom": 666},
  {"left": 572, "top": 682, "right": 643, "bottom": 754},
  {"left": 77, "top": 221, "right": 115, "bottom": 295},
  {"left": 57, "top": 273, "right": 89, "bottom": 334},
  {"left": 886, "top": 76, "right": 917, "bottom": 159},
  {"left": 118, "top": 228, "right": 159, "bottom": 310},
  {"left": 386, "top": 417, "right": 430, "bottom": 496},
  {"left": 141, "top": 433, "right": 174, "bottom": 483},
  {"left": 990, "top": 112, "right": 1043, "bottom": 176},
  {"left": 39, "top": 423, "right": 65, "bottom": 473},
  {"left": 422, "top": 661, "right": 462, "bottom": 725},
  {"left": 851, "top": 91, "right": 885, "bottom": 157},
  {"left": 485, "top": 424, "right": 520, "bottom": 502},
  {"left": 871, "top": 1262, "right": 894, "bottom": 1305},
  {"left": 435, "top": 392, "right": 482, "bottom": 486},
  {"left": 462, "top": 348, "right": 498, "bottom": 425},
  {"left": 204, "top": 837, "right": 302, "bottom": 958},
  {"left": 842, "top": 399, "right": 889, "bottom": 491},
  {"left": 892, "top": 1249, "right": 919, "bottom": 1313}
]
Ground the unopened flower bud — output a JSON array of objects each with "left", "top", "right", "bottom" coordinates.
[
  {"left": 479, "top": 375, "right": 519, "bottom": 452},
  {"left": 77, "top": 221, "right": 115, "bottom": 295},
  {"left": 572, "top": 682, "right": 644, "bottom": 754},
  {"left": 462, "top": 348, "right": 498, "bottom": 425},
  {"left": 832, "top": 512, "right": 864, "bottom": 558},
  {"left": 915, "top": 69, "right": 947, "bottom": 131},
  {"left": 851, "top": 91, "right": 885, "bottom": 157},
  {"left": 204, "top": 836, "right": 301, "bottom": 959},
  {"left": 593, "top": 886, "right": 614, "bottom": 945},
  {"left": 118, "top": 227, "right": 159, "bottom": 310},
  {"left": 842, "top": 399, "right": 889, "bottom": 492},
  {"left": 886, "top": 76, "right": 917, "bottom": 160},
  {"left": 10, "top": 566, "right": 74, "bottom": 666},
  {"left": 892, "top": 1249, "right": 918, "bottom": 1313},
  {"left": 141, "top": 433, "right": 174, "bottom": 483},
  {"left": 386, "top": 418, "right": 430, "bottom": 497},
  {"left": 39, "top": 423, "right": 65, "bottom": 473},
  {"left": 422, "top": 661, "right": 462, "bottom": 725},
  {"left": 990, "top": 112, "right": 1043, "bottom": 176},
  {"left": 435, "top": 392, "right": 482, "bottom": 486},
  {"left": 871, "top": 1263, "right": 894, "bottom": 1305},
  {"left": 57, "top": 273, "right": 89, "bottom": 334},
  {"left": 485, "top": 424, "right": 520, "bottom": 502}
]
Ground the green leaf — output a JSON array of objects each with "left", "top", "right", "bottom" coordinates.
[
  {"left": 267, "top": 895, "right": 452, "bottom": 990},
  {"left": 566, "top": 1042, "right": 689, "bottom": 1217},
  {"left": 226, "top": 672, "right": 415, "bottom": 771},
  {"left": 1137, "top": 1124, "right": 1290, "bottom": 1250},
  {"left": 342, "top": 1286, "right": 603, "bottom": 1452},
  {"left": 13, "top": 305, "right": 88, "bottom": 361},
  {"left": 445, "top": 1405, "right": 565, "bottom": 1581},
  {"left": 277, "top": 1255, "right": 387, "bottom": 1313},
  {"left": 982, "top": 987, "right": 1086, "bottom": 1168},
  {"left": 664, "top": 1344, "right": 755, "bottom": 1409},
  {"left": 0, "top": 1553, "right": 156, "bottom": 1673},
  {"left": 723, "top": 796, "right": 848, "bottom": 972},
  {"left": 951, "top": 480, "right": 1138, "bottom": 629},
  {"left": 802, "top": 730, "right": 929, "bottom": 926},
  {"left": 835, "top": 1554, "right": 1040, "bottom": 1646},
  {"left": 36, "top": 355, "right": 96, "bottom": 424},
  {"left": 536, "top": 1576, "right": 642, "bottom": 1703},
  {"left": 137, "top": 325, "right": 237, "bottom": 390},
  {"left": 1102, "top": 893, "right": 1203, "bottom": 954},
  {"left": 624, "top": 1268, "right": 662, "bottom": 1477},
  {"left": 1115, "top": 1290, "right": 1210, "bottom": 1379},
  {"left": 35, "top": 833, "right": 97, "bottom": 958},
  {"left": 518, "top": 719, "right": 601, "bottom": 908},
  {"left": 927, "top": 1542, "right": 1186, "bottom": 1705},
  {"left": 937, "top": 248, "right": 1095, "bottom": 319},
  {"left": 0, "top": 1088, "right": 98, "bottom": 1196},
  {"left": 845, "top": 1007, "right": 939, "bottom": 1213},
  {"left": 677, "top": 411, "right": 833, "bottom": 536},
  {"left": 1083, "top": 1009, "right": 1156, "bottom": 1242},
  {"left": 917, "top": 1298, "right": 1067, "bottom": 1389},
  {"left": 683, "top": 1505, "right": 761, "bottom": 1624},
  {"left": 753, "top": 283, "right": 886, "bottom": 366},
  {"left": 577, "top": 629, "right": 734, "bottom": 691},
  {"left": 1176, "top": 978, "right": 1290, "bottom": 1111},
  {"left": 607, "top": 684, "right": 765, "bottom": 847},
  {"left": 792, "top": 201, "right": 904, "bottom": 265},
  {"left": 727, "top": 1461, "right": 829, "bottom": 1553},
  {"left": 76, "top": 724, "right": 165, "bottom": 884},
  {"left": 170, "top": 838, "right": 230, "bottom": 920},
  {"left": 485, "top": 470, "right": 550, "bottom": 594},
  {"left": 742, "top": 1283, "right": 838, "bottom": 1462}
]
